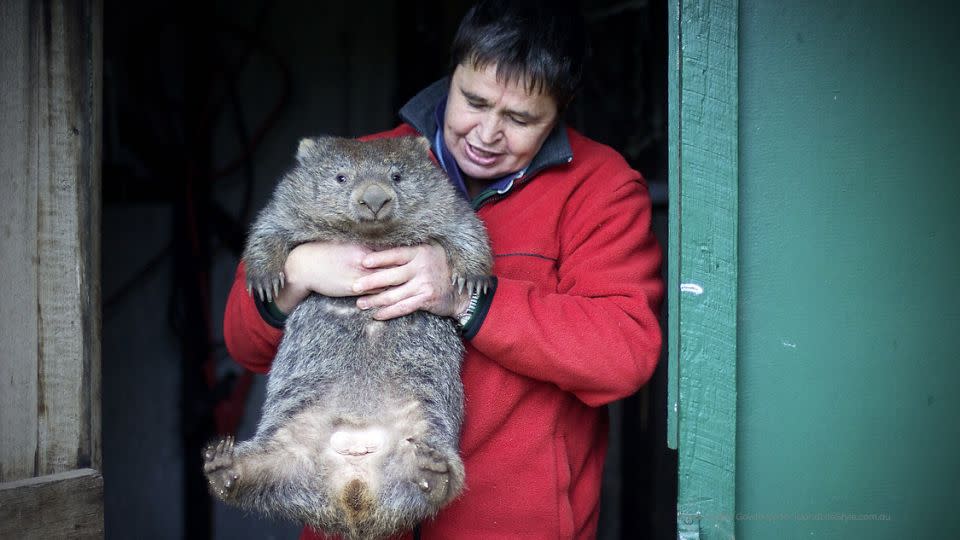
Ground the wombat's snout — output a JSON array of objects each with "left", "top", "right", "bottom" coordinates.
[{"left": 355, "top": 183, "right": 395, "bottom": 220}]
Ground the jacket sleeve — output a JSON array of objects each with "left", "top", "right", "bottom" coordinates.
[
  {"left": 470, "top": 170, "right": 664, "bottom": 407},
  {"left": 223, "top": 261, "right": 284, "bottom": 374}
]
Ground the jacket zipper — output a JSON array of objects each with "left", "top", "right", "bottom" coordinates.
[
  {"left": 469, "top": 153, "right": 572, "bottom": 210},
  {"left": 472, "top": 178, "right": 516, "bottom": 210}
]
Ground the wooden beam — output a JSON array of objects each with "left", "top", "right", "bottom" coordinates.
[
  {"left": 668, "top": 0, "right": 739, "bottom": 538},
  {"left": 33, "top": 0, "right": 102, "bottom": 477},
  {"left": 0, "top": 469, "right": 103, "bottom": 538},
  {"left": 0, "top": 0, "right": 102, "bottom": 482}
]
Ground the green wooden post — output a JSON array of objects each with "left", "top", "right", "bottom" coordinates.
[{"left": 667, "top": 0, "right": 738, "bottom": 538}]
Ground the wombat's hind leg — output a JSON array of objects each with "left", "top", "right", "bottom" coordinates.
[
  {"left": 204, "top": 434, "right": 331, "bottom": 526},
  {"left": 203, "top": 436, "right": 240, "bottom": 500}
]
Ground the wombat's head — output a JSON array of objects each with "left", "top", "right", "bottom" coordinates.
[{"left": 289, "top": 136, "right": 455, "bottom": 239}]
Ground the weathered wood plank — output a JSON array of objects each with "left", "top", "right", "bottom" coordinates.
[
  {"left": 0, "top": 469, "right": 103, "bottom": 538},
  {"left": 32, "top": 0, "right": 101, "bottom": 476},
  {"left": 87, "top": 0, "right": 104, "bottom": 474},
  {"left": 0, "top": 0, "right": 41, "bottom": 484},
  {"left": 35, "top": 0, "right": 84, "bottom": 475},
  {"left": 670, "top": 0, "right": 739, "bottom": 538}
]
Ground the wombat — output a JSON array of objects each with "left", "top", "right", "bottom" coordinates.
[{"left": 203, "top": 135, "right": 492, "bottom": 539}]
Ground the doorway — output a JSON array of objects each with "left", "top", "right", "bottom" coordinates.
[{"left": 101, "top": 1, "right": 674, "bottom": 537}]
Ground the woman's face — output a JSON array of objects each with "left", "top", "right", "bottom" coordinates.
[{"left": 443, "top": 63, "right": 559, "bottom": 182}]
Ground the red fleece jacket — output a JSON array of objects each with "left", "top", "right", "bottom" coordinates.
[{"left": 223, "top": 124, "right": 663, "bottom": 539}]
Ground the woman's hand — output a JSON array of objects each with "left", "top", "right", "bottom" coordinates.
[
  {"left": 273, "top": 242, "right": 375, "bottom": 314},
  {"left": 352, "top": 243, "right": 472, "bottom": 321}
]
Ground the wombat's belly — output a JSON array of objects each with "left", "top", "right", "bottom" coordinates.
[
  {"left": 261, "top": 294, "right": 464, "bottom": 437},
  {"left": 252, "top": 293, "right": 466, "bottom": 521}
]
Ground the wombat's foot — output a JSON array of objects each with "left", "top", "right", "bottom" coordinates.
[
  {"left": 203, "top": 436, "right": 240, "bottom": 500},
  {"left": 450, "top": 274, "right": 491, "bottom": 296},
  {"left": 410, "top": 440, "right": 457, "bottom": 505},
  {"left": 246, "top": 267, "right": 285, "bottom": 303}
]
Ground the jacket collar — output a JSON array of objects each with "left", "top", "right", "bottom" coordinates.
[{"left": 398, "top": 78, "right": 574, "bottom": 183}]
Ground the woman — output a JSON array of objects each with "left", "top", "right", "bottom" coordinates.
[{"left": 224, "top": 1, "right": 663, "bottom": 537}]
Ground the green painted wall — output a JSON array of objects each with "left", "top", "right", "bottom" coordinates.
[{"left": 737, "top": 1, "right": 960, "bottom": 538}]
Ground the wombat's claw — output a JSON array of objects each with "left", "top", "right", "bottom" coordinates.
[
  {"left": 452, "top": 275, "right": 491, "bottom": 296},
  {"left": 203, "top": 436, "right": 240, "bottom": 499},
  {"left": 245, "top": 272, "right": 285, "bottom": 303},
  {"left": 409, "top": 442, "right": 451, "bottom": 500}
]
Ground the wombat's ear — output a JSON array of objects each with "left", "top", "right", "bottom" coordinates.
[
  {"left": 296, "top": 137, "right": 317, "bottom": 164},
  {"left": 413, "top": 136, "right": 431, "bottom": 155}
]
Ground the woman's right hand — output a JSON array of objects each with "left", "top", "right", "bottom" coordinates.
[{"left": 273, "top": 242, "right": 375, "bottom": 314}]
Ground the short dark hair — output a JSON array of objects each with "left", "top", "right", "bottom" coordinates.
[{"left": 449, "top": 0, "right": 588, "bottom": 108}]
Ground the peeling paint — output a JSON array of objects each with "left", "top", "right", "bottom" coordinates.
[{"left": 680, "top": 283, "right": 704, "bottom": 295}]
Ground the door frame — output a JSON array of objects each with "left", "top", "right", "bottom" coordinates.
[{"left": 666, "top": 0, "right": 739, "bottom": 538}]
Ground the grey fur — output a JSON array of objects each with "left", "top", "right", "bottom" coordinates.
[{"left": 204, "top": 136, "right": 492, "bottom": 539}]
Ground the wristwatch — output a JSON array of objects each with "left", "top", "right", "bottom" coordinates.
[{"left": 455, "top": 288, "right": 482, "bottom": 331}]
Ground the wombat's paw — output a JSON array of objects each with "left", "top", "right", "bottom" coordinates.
[
  {"left": 245, "top": 268, "right": 285, "bottom": 303},
  {"left": 411, "top": 441, "right": 454, "bottom": 504},
  {"left": 450, "top": 274, "right": 491, "bottom": 297},
  {"left": 203, "top": 436, "right": 240, "bottom": 500}
]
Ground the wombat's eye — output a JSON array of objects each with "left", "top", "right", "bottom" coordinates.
[
  {"left": 391, "top": 172, "right": 402, "bottom": 183},
  {"left": 335, "top": 174, "right": 347, "bottom": 183}
]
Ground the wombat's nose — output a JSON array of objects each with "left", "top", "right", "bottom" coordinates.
[{"left": 359, "top": 184, "right": 393, "bottom": 216}]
